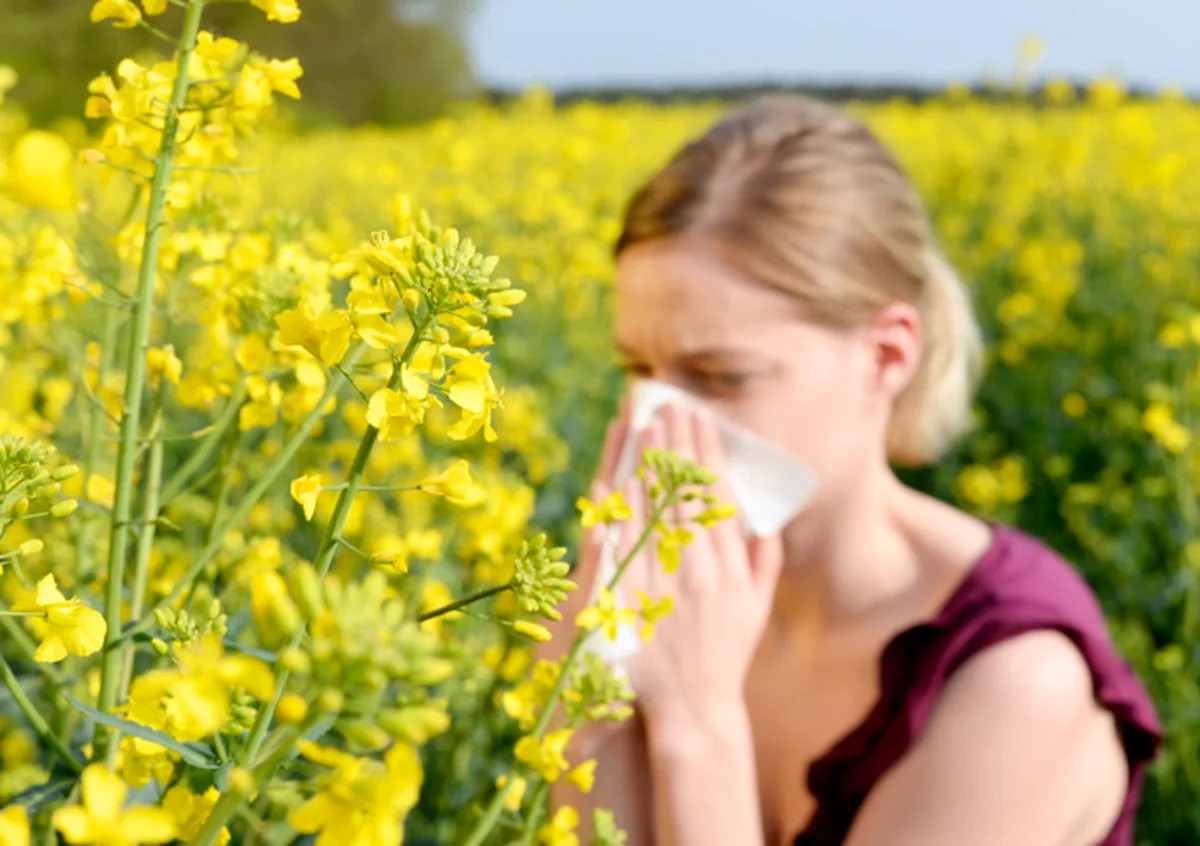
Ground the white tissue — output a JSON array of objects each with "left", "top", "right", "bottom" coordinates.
[{"left": 579, "top": 379, "right": 820, "bottom": 677}]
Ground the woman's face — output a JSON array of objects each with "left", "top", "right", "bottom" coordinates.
[{"left": 614, "top": 238, "right": 912, "bottom": 502}]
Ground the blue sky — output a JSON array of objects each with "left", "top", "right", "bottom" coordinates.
[{"left": 466, "top": 0, "right": 1198, "bottom": 92}]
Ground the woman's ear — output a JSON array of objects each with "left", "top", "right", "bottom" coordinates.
[{"left": 865, "top": 301, "right": 922, "bottom": 400}]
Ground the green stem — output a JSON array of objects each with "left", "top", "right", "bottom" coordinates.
[
  {"left": 112, "top": 344, "right": 368, "bottom": 646},
  {"left": 92, "top": 0, "right": 208, "bottom": 765},
  {"left": 120, "top": 410, "right": 165, "bottom": 693},
  {"left": 417, "top": 583, "right": 511, "bottom": 623},
  {"left": 462, "top": 497, "right": 670, "bottom": 846},
  {"left": 518, "top": 783, "right": 549, "bottom": 846},
  {"left": 77, "top": 309, "right": 119, "bottom": 583},
  {"left": 0, "top": 617, "right": 68, "bottom": 687},
  {"left": 191, "top": 329, "right": 428, "bottom": 846},
  {"left": 159, "top": 381, "right": 248, "bottom": 505},
  {"left": 188, "top": 726, "right": 301, "bottom": 846},
  {"left": 0, "top": 652, "right": 82, "bottom": 774}
]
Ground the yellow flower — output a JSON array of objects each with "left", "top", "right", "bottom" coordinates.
[
  {"left": 538, "top": 806, "right": 580, "bottom": 846},
  {"left": 239, "top": 376, "right": 282, "bottom": 430},
  {"left": 140, "top": 0, "right": 168, "bottom": 15},
  {"left": 576, "top": 491, "right": 633, "bottom": 527},
  {"left": 250, "top": 569, "right": 301, "bottom": 648},
  {"left": 369, "top": 541, "right": 410, "bottom": 575},
  {"left": 115, "top": 733, "right": 175, "bottom": 789},
  {"left": 575, "top": 588, "right": 636, "bottom": 643},
  {"left": 1061, "top": 392, "right": 1088, "bottom": 418},
  {"left": 86, "top": 475, "right": 116, "bottom": 509},
  {"left": 635, "top": 591, "right": 674, "bottom": 642},
  {"left": 0, "top": 65, "right": 16, "bottom": 108},
  {"left": 161, "top": 785, "right": 229, "bottom": 846},
  {"left": 53, "top": 764, "right": 177, "bottom": 845},
  {"left": 418, "top": 459, "right": 483, "bottom": 506},
  {"left": 566, "top": 759, "right": 597, "bottom": 794},
  {"left": 0, "top": 804, "right": 30, "bottom": 846},
  {"left": 276, "top": 692, "right": 309, "bottom": 725},
  {"left": 145, "top": 345, "right": 182, "bottom": 387},
  {"left": 496, "top": 773, "right": 527, "bottom": 811},
  {"left": 514, "top": 729, "right": 572, "bottom": 782},
  {"left": 289, "top": 741, "right": 423, "bottom": 845},
  {"left": 354, "top": 314, "right": 404, "bottom": 349},
  {"left": 275, "top": 303, "right": 351, "bottom": 367},
  {"left": 443, "top": 354, "right": 501, "bottom": 442},
  {"left": 290, "top": 472, "right": 323, "bottom": 521},
  {"left": 365, "top": 369, "right": 440, "bottom": 441},
  {"left": 3, "top": 130, "right": 77, "bottom": 210},
  {"left": 125, "top": 636, "right": 275, "bottom": 742},
  {"left": 1143, "top": 402, "right": 1191, "bottom": 454},
  {"left": 89, "top": 0, "right": 142, "bottom": 28},
  {"left": 11, "top": 574, "right": 107, "bottom": 663},
  {"left": 264, "top": 58, "right": 304, "bottom": 99},
  {"left": 251, "top": 0, "right": 301, "bottom": 23},
  {"left": 655, "top": 526, "right": 694, "bottom": 574},
  {"left": 693, "top": 502, "right": 736, "bottom": 528},
  {"left": 195, "top": 32, "right": 241, "bottom": 63}
]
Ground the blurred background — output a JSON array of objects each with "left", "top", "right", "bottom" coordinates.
[{"left": 3, "top": 0, "right": 1196, "bottom": 126}]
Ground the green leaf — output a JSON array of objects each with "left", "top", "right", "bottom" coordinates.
[
  {"left": 10, "top": 777, "right": 74, "bottom": 812},
  {"left": 65, "top": 694, "right": 220, "bottom": 769}
]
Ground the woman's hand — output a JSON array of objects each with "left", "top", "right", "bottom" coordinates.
[
  {"left": 620, "top": 401, "right": 784, "bottom": 719},
  {"left": 535, "top": 395, "right": 631, "bottom": 665}
]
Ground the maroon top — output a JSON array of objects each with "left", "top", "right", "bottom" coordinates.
[{"left": 795, "top": 523, "right": 1162, "bottom": 845}]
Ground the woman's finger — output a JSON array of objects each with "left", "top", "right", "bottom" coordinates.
[
  {"left": 615, "top": 478, "right": 649, "bottom": 599},
  {"left": 747, "top": 532, "right": 785, "bottom": 599},
  {"left": 596, "top": 415, "right": 630, "bottom": 489},
  {"left": 691, "top": 407, "right": 743, "bottom": 573}
]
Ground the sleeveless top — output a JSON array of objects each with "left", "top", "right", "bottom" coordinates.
[{"left": 794, "top": 523, "right": 1163, "bottom": 845}]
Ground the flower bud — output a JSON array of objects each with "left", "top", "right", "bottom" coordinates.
[
  {"left": 430, "top": 325, "right": 450, "bottom": 345},
  {"left": 513, "top": 620, "right": 552, "bottom": 643},
  {"left": 11, "top": 498, "right": 29, "bottom": 518},
  {"left": 151, "top": 638, "right": 171, "bottom": 657},
  {"left": 318, "top": 688, "right": 344, "bottom": 714},
  {"left": 278, "top": 646, "right": 311, "bottom": 674},
  {"left": 50, "top": 499, "right": 78, "bottom": 518},
  {"left": 251, "top": 570, "right": 301, "bottom": 649},
  {"left": 343, "top": 721, "right": 390, "bottom": 750},
  {"left": 17, "top": 539, "right": 44, "bottom": 557},
  {"left": 227, "top": 767, "right": 256, "bottom": 796},
  {"left": 51, "top": 464, "right": 80, "bottom": 481},
  {"left": 287, "top": 562, "right": 323, "bottom": 620},
  {"left": 379, "top": 705, "right": 451, "bottom": 744},
  {"left": 408, "top": 657, "right": 455, "bottom": 686},
  {"left": 276, "top": 693, "right": 309, "bottom": 725}
]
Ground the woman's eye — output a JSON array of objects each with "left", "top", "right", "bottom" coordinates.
[{"left": 693, "top": 372, "right": 750, "bottom": 392}]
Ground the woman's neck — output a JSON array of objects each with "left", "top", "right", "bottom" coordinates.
[{"left": 770, "top": 468, "right": 931, "bottom": 639}]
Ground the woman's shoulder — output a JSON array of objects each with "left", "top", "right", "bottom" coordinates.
[{"left": 923, "top": 521, "right": 1162, "bottom": 757}]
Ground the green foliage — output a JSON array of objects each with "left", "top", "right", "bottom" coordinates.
[{"left": 0, "top": 0, "right": 478, "bottom": 127}]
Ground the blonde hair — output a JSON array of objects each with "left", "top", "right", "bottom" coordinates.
[{"left": 615, "top": 94, "right": 984, "bottom": 467}]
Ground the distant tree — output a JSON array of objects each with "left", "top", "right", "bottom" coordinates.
[{"left": 0, "top": 0, "right": 480, "bottom": 128}]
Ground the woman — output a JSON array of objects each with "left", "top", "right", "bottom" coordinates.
[{"left": 542, "top": 94, "right": 1162, "bottom": 845}]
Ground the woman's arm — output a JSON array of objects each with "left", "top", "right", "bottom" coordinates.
[{"left": 643, "top": 699, "right": 765, "bottom": 846}]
